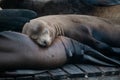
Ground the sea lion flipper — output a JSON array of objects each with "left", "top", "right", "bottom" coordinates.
[
  {"left": 90, "top": 38, "right": 118, "bottom": 55},
  {"left": 63, "top": 37, "right": 120, "bottom": 66}
]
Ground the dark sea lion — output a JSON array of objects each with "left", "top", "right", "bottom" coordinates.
[
  {"left": 0, "top": 9, "right": 37, "bottom": 32},
  {"left": 22, "top": 14, "right": 120, "bottom": 54},
  {"left": 0, "top": 9, "right": 37, "bottom": 19},
  {"left": 0, "top": 17, "right": 30, "bottom": 32},
  {"left": 0, "top": 31, "right": 120, "bottom": 70}
]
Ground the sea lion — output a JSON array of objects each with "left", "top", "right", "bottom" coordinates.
[
  {"left": 1, "top": 0, "right": 120, "bottom": 22},
  {"left": 22, "top": 14, "right": 120, "bottom": 54},
  {"left": 0, "top": 9, "right": 37, "bottom": 19},
  {"left": 0, "top": 31, "right": 120, "bottom": 70},
  {"left": 0, "top": 9, "right": 37, "bottom": 32}
]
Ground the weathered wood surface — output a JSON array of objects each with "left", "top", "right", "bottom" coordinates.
[{"left": 0, "top": 64, "right": 120, "bottom": 80}]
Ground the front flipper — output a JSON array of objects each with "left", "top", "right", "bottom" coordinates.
[
  {"left": 60, "top": 37, "right": 120, "bottom": 66},
  {"left": 93, "top": 39, "right": 120, "bottom": 56},
  {"left": 78, "top": 35, "right": 119, "bottom": 56}
]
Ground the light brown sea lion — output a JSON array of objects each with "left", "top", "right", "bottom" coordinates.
[{"left": 22, "top": 14, "right": 120, "bottom": 54}]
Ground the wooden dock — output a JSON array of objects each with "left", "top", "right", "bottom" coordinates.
[{"left": 0, "top": 64, "right": 120, "bottom": 80}]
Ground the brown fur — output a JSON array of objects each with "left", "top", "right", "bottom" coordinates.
[
  {"left": 22, "top": 15, "right": 120, "bottom": 54},
  {"left": 0, "top": 0, "right": 120, "bottom": 24},
  {"left": 92, "top": 5, "right": 120, "bottom": 24}
]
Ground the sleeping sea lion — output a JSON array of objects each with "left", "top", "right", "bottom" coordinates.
[
  {"left": 1, "top": 0, "right": 120, "bottom": 22},
  {"left": 22, "top": 14, "right": 120, "bottom": 54}
]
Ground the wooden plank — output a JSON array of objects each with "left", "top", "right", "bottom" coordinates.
[
  {"left": 0, "top": 78, "right": 15, "bottom": 80},
  {"left": 82, "top": 76, "right": 120, "bottom": 80},
  {"left": 5, "top": 78, "right": 15, "bottom": 80},
  {"left": 0, "top": 78, "right": 6, "bottom": 80},
  {"left": 113, "top": 48, "right": 120, "bottom": 53},
  {"left": 49, "top": 68, "right": 68, "bottom": 79},
  {"left": 4, "top": 70, "right": 47, "bottom": 76},
  {"left": 35, "top": 72, "right": 51, "bottom": 80},
  {"left": 62, "top": 64, "right": 85, "bottom": 78},
  {"left": 76, "top": 64, "right": 102, "bottom": 77},
  {"left": 98, "top": 66, "right": 120, "bottom": 76},
  {"left": 16, "top": 76, "right": 33, "bottom": 80}
]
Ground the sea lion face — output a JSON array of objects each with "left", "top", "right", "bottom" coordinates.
[
  {"left": 33, "top": 27, "right": 52, "bottom": 47},
  {"left": 22, "top": 20, "right": 55, "bottom": 47}
]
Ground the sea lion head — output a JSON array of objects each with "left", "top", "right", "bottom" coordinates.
[{"left": 22, "top": 20, "right": 56, "bottom": 47}]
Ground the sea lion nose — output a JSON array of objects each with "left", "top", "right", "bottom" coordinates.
[
  {"left": 43, "top": 40, "right": 47, "bottom": 46},
  {"left": 41, "top": 40, "right": 50, "bottom": 47}
]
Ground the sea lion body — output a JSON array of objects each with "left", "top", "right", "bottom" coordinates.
[
  {"left": 1, "top": 0, "right": 120, "bottom": 23},
  {"left": 0, "top": 31, "right": 120, "bottom": 70},
  {"left": 22, "top": 15, "right": 120, "bottom": 52}
]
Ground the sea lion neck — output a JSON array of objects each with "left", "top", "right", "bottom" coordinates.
[
  {"left": 38, "top": 19, "right": 65, "bottom": 40},
  {"left": 53, "top": 23, "right": 64, "bottom": 36}
]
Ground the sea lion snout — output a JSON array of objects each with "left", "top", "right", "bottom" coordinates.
[{"left": 36, "top": 34, "right": 52, "bottom": 47}]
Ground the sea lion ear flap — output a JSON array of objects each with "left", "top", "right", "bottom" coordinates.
[{"left": 82, "top": 0, "right": 120, "bottom": 6}]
